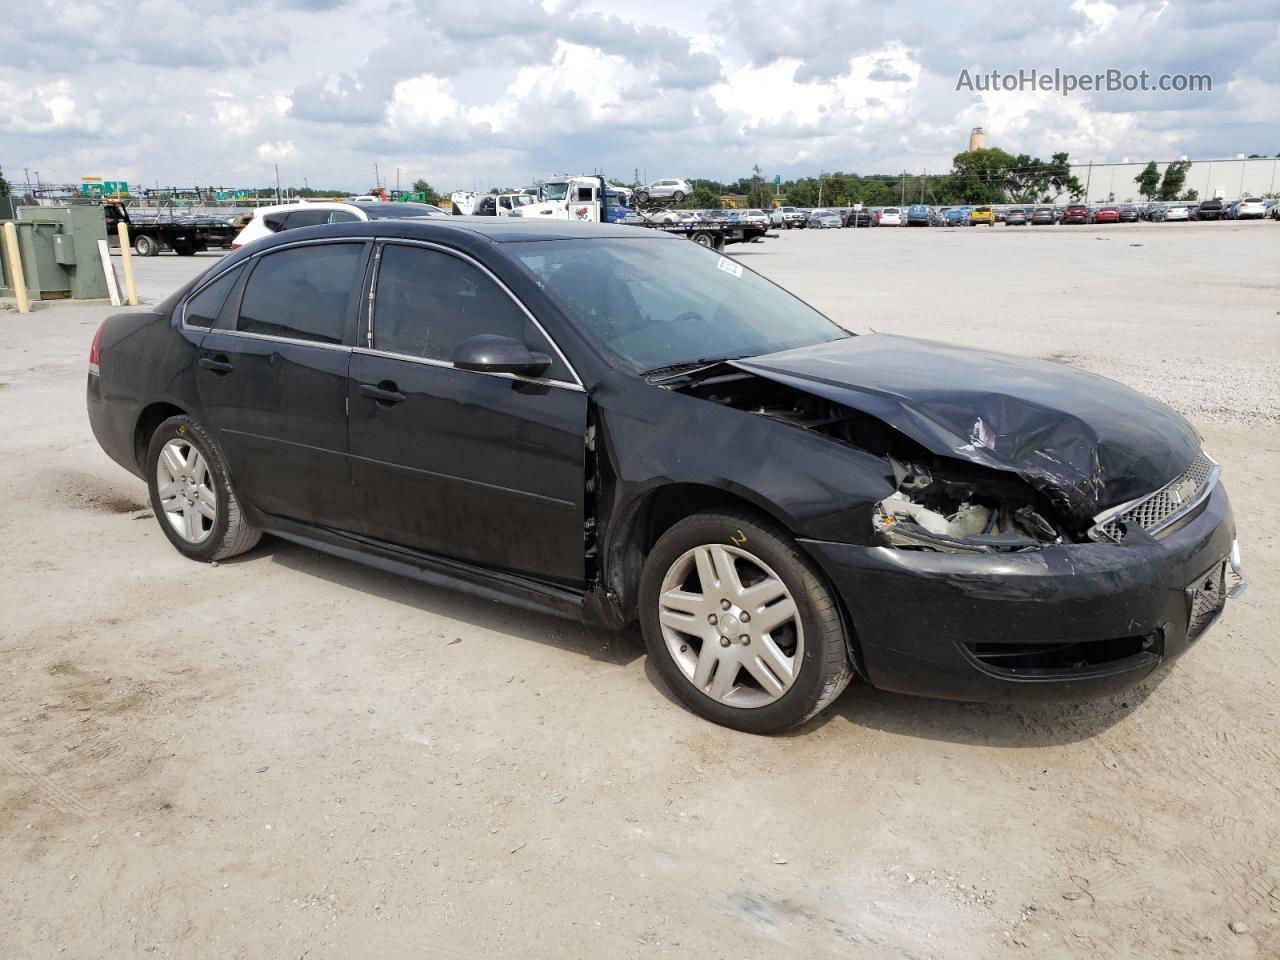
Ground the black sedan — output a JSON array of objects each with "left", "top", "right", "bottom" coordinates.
[{"left": 86, "top": 219, "right": 1246, "bottom": 733}]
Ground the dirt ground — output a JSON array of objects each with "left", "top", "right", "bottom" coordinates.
[{"left": 2, "top": 221, "right": 1277, "bottom": 959}]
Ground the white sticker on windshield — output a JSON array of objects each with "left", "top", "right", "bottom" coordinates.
[{"left": 717, "top": 257, "right": 743, "bottom": 279}]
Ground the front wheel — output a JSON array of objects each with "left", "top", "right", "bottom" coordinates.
[
  {"left": 634, "top": 191, "right": 649, "bottom": 204},
  {"left": 672, "top": 191, "right": 686, "bottom": 202},
  {"left": 134, "top": 234, "right": 159, "bottom": 257},
  {"left": 146, "top": 415, "right": 262, "bottom": 562},
  {"left": 691, "top": 231, "right": 715, "bottom": 247},
  {"left": 639, "top": 510, "right": 853, "bottom": 733}
]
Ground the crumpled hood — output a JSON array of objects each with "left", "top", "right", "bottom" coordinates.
[{"left": 730, "top": 334, "right": 1201, "bottom": 525}]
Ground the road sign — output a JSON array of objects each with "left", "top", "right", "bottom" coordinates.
[
  {"left": 774, "top": 175, "right": 781, "bottom": 185},
  {"left": 215, "top": 191, "right": 230, "bottom": 201},
  {"left": 234, "top": 190, "right": 251, "bottom": 200},
  {"left": 100, "top": 181, "right": 128, "bottom": 196},
  {"left": 80, "top": 182, "right": 104, "bottom": 197}
]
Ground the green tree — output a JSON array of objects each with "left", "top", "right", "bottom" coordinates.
[
  {"left": 1003, "top": 152, "right": 1083, "bottom": 203},
  {"left": 1181, "top": 188, "right": 1198, "bottom": 201},
  {"left": 680, "top": 185, "right": 720, "bottom": 209},
  {"left": 1134, "top": 161, "right": 1160, "bottom": 200},
  {"left": 1159, "top": 160, "right": 1192, "bottom": 201},
  {"left": 411, "top": 178, "right": 441, "bottom": 204},
  {"left": 746, "top": 165, "right": 771, "bottom": 209},
  {"left": 0, "top": 165, "right": 9, "bottom": 197}
]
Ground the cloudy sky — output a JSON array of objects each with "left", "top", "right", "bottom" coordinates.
[{"left": 3, "top": 0, "right": 1277, "bottom": 193}]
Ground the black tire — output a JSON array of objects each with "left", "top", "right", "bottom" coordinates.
[
  {"left": 173, "top": 241, "right": 195, "bottom": 256},
  {"left": 639, "top": 509, "right": 853, "bottom": 734},
  {"left": 634, "top": 191, "right": 649, "bottom": 204},
  {"left": 691, "top": 231, "right": 714, "bottom": 247},
  {"left": 134, "top": 234, "right": 159, "bottom": 257},
  {"left": 672, "top": 191, "right": 685, "bottom": 202},
  {"left": 145, "top": 415, "right": 262, "bottom": 562}
]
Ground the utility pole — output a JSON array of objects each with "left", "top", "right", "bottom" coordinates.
[
  {"left": 1084, "top": 161, "right": 1093, "bottom": 202},
  {"left": 920, "top": 169, "right": 926, "bottom": 203},
  {"left": 900, "top": 170, "right": 905, "bottom": 205},
  {"left": 374, "top": 162, "right": 381, "bottom": 190},
  {"left": 274, "top": 164, "right": 281, "bottom": 204},
  {"left": 396, "top": 168, "right": 401, "bottom": 192}
]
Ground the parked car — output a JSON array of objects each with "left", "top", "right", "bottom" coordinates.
[
  {"left": 878, "top": 207, "right": 904, "bottom": 226},
  {"left": 1062, "top": 205, "right": 1090, "bottom": 225},
  {"left": 906, "top": 204, "right": 930, "bottom": 226},
  {"left": 807, "top": 209, "right": 842, "bottom": 229},
  {"left": 1163, "top": 205, "right": 1190, "bottom": 222},
  {"left": 1030, "top": 207, "right": 1055, "bottom": 225},
  {"left": 736, "top": 209, "right": 771, "bottom": 227},
  {"left": 943, "top": 207, "right": 969, "bottom": 226},
  {"left": 86, "top": 217, "right": 1247, "bottom": 733},
  {"left": 1004, "top": 208, "right": 1027, "bottom": 225},
  {"left": 634, "top": 179, "right": 693, "bottom": 204},
  {"left": 1194, "top": 199, "right": 1224, "bottom": 221},
  {"left": 773, "top": 206, "right": 807, "bottom": 229},
  {"left": 1145, "top": 204, "right": 1166, "bottom": 222},
  {"left": 842, "top": 208, "right": 873, "bottom": 227},
  {"left": 969, "top": 205, "right": 995, "bottom": 225},
  {"left": 1092, "top": 206, "right": 1121, "bottom": 224},
  {"left": 1118, "top": 205, "right": 1139, "bottom": 223},
  {"left": 1231, "top": 197, "right": 1266, "bottom": 220},
  {"left": 231, "top": 201, "right": 447, "bottom": 250}
]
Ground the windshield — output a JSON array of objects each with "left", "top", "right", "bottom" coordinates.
[
  {"left": 507, "top": 238, "right": 848, "bottom": 374},
  {"left": 542, "top": 182, "right": 569, "bottom": 201}
]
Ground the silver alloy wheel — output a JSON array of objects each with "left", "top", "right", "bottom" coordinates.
[
  {"left": 156, "top": 438, "right": 216, "bottom": 544},
  {"left": 657, "top": 544, "right": 804, "bottom": 708}
]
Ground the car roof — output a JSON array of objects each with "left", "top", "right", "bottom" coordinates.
[
  {"left": 249, "top": 200, "right": 362, "bottom": 216},
  {"left": 231, "top": 216, "right": 675, "bottom": 256}
]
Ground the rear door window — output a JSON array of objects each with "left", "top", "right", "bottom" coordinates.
[
  {"left": 185, "top": 264, "right": 245, "bottom": 328},
  {"left": 237, "top": 243, "right": 366, "bottom": 345},
  {"left": 371, "top": 243, "right": 571, "bottom": 381}
]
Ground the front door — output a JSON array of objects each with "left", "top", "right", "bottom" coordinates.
[
  {"left": 347, "top": 242, "right": 587, "bottom": 584},
  {"left": 195, "top": 240, "right": 369, "bottom": 529}
]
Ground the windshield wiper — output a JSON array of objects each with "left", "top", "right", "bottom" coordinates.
[{"left": 643, "top": 357, "right": 743, "bottom": 383}]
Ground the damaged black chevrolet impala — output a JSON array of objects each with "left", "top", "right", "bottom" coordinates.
[{"left": 87, "top": 219, "right": 1247, "bottom": 733}]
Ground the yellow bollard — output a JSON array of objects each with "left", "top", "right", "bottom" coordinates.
[
  {"left": 116, "top": 221, "right": 138, "bottom": 306},
  {"left": 2, "top": 221, "right": 30, "bottom": 314}
]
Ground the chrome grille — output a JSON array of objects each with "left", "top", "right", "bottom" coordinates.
[{"left": 1093, "top": 452, "right": 1218, "bottom": 542}]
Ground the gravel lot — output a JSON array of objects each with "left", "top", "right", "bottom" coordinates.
[{"left": 2, "top": 222, "right": 1277, "bottom": 958}]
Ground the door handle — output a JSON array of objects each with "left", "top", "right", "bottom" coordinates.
[
  {"left": 199, "top": 356, "right": 234, "bottom": 374},
  {"left": 359, "top": 382, "right": 406, "bottom": 405}
]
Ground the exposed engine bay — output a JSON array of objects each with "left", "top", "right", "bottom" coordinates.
[{"left": 672, "top": 368, "right": 1074, "bottom": 552}]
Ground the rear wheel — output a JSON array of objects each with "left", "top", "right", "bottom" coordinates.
[
  {"left": 672, "top": 191, "right": 686, "bottom": 202},
  {"left": 634, "top": 191, "right": 649, "bottom": 204},
  {"left": 146, "top": 415, "right": 261, "bottom": 562},
  {"left": 691, "top": 231, "right": 714, "bottom": 247},
  {"left": 639, "top": 510, "right": 853, "bottom": 733}
]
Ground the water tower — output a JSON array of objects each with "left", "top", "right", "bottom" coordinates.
[{"left": 969, "top": 127, "right": 987, "bottom": 152}]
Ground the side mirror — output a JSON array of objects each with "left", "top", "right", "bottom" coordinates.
[{"left": 452, "top": 334, "right": 552, "bottom": 378}]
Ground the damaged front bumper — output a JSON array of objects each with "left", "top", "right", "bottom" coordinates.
[{"left": 800, "top": 483, "right": 1242, "bottom": 703}]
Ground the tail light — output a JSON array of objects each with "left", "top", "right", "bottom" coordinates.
[
  {"left": 230, "top": 242, "right": 241, "bottom": 250},
  {"left": 89, "top": 319, "right": 106, "bottom": 375}
]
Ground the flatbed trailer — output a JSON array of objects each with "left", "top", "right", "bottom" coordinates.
[
  {"left": 103, "top": 203, "right": 236, "bottom": 257},
  {"left": 639, "top": 220, "right": 769, "bottom": 250}
]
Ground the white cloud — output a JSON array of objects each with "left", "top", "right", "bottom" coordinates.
[{"left": 2, "top": 0, "right": 1276, "bottom": 191}]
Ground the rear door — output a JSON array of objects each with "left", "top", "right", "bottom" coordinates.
[
  {"left": 194, "top": 240, "right": 370, "bottom": 529},
  {"left": 347, "top": 241, "right": 587, "bottom": 584}
]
